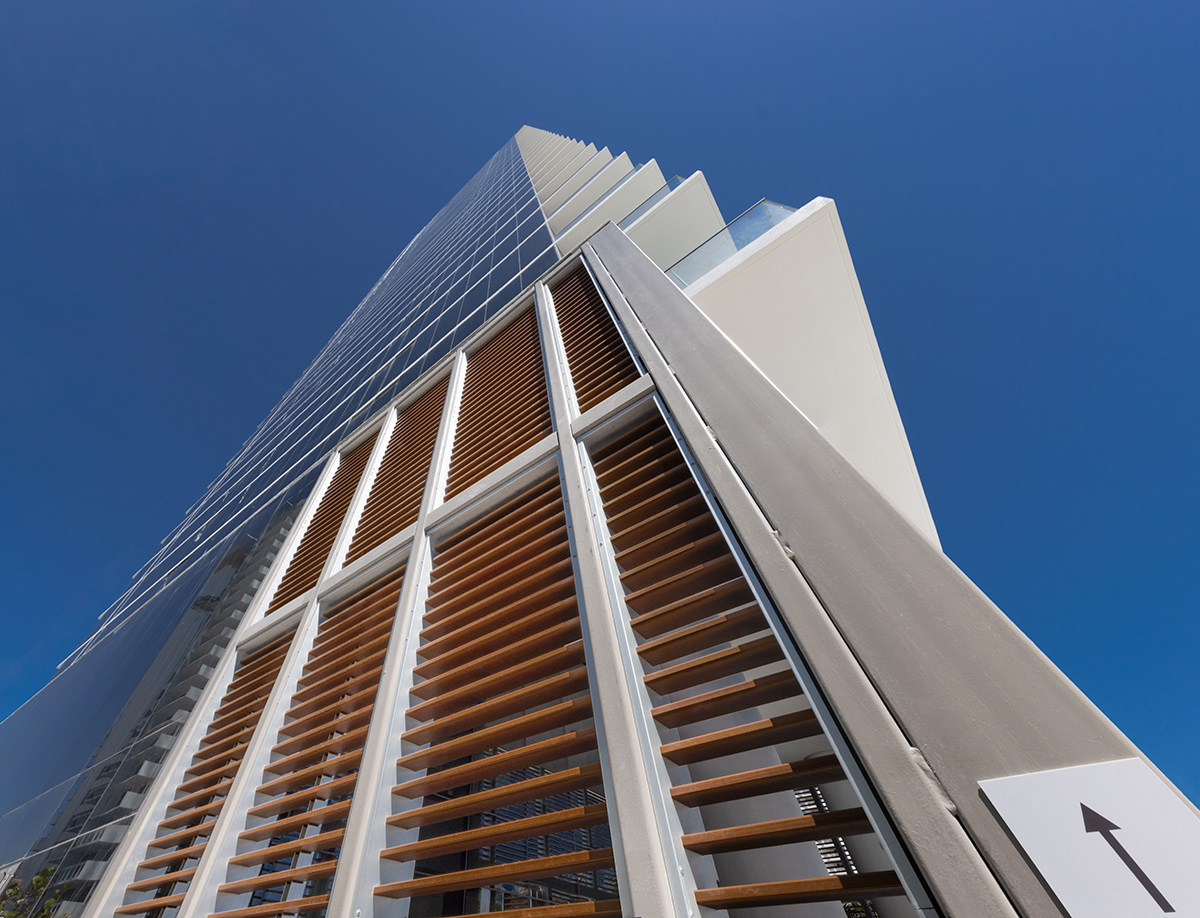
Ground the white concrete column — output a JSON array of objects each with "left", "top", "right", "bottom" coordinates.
[
  {"left": 240, "top": 450, "right": 343, "bottom": 630},
  {"left": 78, "top": 603, "right": 261, "bottom": 918},
  {"left": 535, "top": 280, "right": 697, "bottom": 918},
  {"left": 324, "top": 350, "right": 467, "bottom": 917},
  {"left": 175, "top": 606, "right": 320, "bottom": 918},
  {"left": 322, "top": 407, "right": 398, "bottom": 578},
  {"left": 80, "top": 489, "right": 331, "bottom": 918}
]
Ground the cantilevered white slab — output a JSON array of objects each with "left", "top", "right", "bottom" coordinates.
[
  {"left": 685, "top": 197, "right": 940, "bottom": 546},
  {"left": 548, "top": 152, "right": 634, "bottom": 235},
  {"left": 543, "top": 146, "right": 613, "bottom": 214},
  {"left": 522, "top": 129, "right": 937, "bottom": 543},
  {"left": 624, "top": 171, "right": 725, "bottom": 270},
  {"left": 555, "top": 160, "right": 666, "bottom": 254},
  {"left": 516, "top": 126, "right": 587, "bottom": 203}
]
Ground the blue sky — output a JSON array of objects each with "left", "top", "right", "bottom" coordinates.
[{"left": 1, "top": 0, "right": 1197, "bottom": 807}]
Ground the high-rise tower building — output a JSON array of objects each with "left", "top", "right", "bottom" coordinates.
[{"left": 1, "top": 128, "right": 1195, "bottom": 918}]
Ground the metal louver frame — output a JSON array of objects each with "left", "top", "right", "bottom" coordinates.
[
  {"left": 547, "top": 265, "right": 640, "bottom": 413},
  {"left": 346, "top": 377, "right": 449, "bottom": 563},
  {"left": 265, "top": 432, "right": 379, "bottom": 615},
  {"left": 211, "top": 563, "right": 409, "bottom": 918},
  {"left": 584, "top": 411, "right": 906, "bottom": 912},
  {"left": 377, "top": 473, "right": 620, "bottom": 916},
  {"left": 445, "top": 307, "right": 552, "bottom": 499}
]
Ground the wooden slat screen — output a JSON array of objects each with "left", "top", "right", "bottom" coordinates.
[
  {"left": 265, "top": 432, "right": 379, "bottom": 615},
  {"left": 210, "top": 563, "right": 408, "bottom": 918},
  {"left": 588, "top": 416, "right": 905, "bottom": 911},
  {"left": 346, "top": 376, "right": 448, "bottom": 563},
  {"left": 445, "top": 307, "right": 552, "bottom": 500},
  {"left": 115, "top": 635, "right": 292, "bottom": 917},
  {"left": 376, "top": 475, "right": 620, "bottom": 917},
  {"left": 549, "top": 266, "right": 639, "bottom": 413}
]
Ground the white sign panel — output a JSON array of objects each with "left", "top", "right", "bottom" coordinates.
[{"left": 980, "top": 758, "right": 1200, "bottom": 917}]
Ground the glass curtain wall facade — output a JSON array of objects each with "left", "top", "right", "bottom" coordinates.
[
  {"left": 0, "top": 133, "right": 555, "bottom": 917},
  {"left": 1, "top": 127, "right": 1180, "bottom": 918}
]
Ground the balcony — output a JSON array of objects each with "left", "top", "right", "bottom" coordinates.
[
  {"left": 616, "top": 175, "right": 683, "bottom": 230},
  {"left": 110, "top": 759, "right": 161, "bottom": 794},
  {"left": 665, "top": 199, "right": 796, "bottom": 289}
]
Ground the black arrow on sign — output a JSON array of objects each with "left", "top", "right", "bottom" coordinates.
[{"left": 1081, "top": 803, "right": 1174, "bottom": 913}]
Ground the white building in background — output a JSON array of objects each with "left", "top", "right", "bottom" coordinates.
[{"left": 0, "top": 127, "right": 1193, "bottom": 918}]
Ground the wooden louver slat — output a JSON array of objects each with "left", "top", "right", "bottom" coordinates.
[
  {"left": 385, "top": 764, "right": 605, "bottom": 831},
  {"left": 377, "top": 474, "right": 620, "bottom": 912},
  {"left": 114, "top": 892, "right": 187, "bottom": 915},
  {"left": 381, "top": 803, "right": 609, "bottom": 863},
  {"left": 211, "top": 562, "right": 407, "bottom": 918},
  {"left": 651, "top": 669, "right": 799, "bottom": 728},
  {"left": 589, "top": 414, "right": 906, "bottom": 912},
  {"left": 450, "top": 902, "right": 620, "bottom": 918},
  {"left": 346, "top": 376, "right": 448, "bottom": 562},
  {"left": 445, "top": 307, "right": 552, "bottom": 498},
  {"left": 117, "top": 635, "right": 291, "bottom": 917},
  {"left": 206, "top": 894, "right": 329, "bottom": 918},
  {"left": 682, "top": 808, "right": 873, "bottom": 855},
  {"left": 693, "top": 872, "right": 907, "bottom": 908},
  {"left": 265, "top": 431, "right": 379, "bottom": 615},
  {"left": 376, "top": 848, "right": 616, "bottom": 899},
  {"left": 549, "top": 265, "right": 639, "bottom": 412}
]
